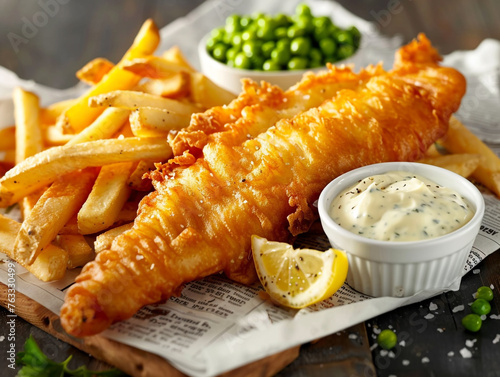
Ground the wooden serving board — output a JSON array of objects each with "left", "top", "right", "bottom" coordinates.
[{"left": 0, "top": 286, "right": 376, "bottom": 376}]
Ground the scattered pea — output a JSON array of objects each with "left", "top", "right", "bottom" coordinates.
[
  {"left": 377, "top": 329, "right": 398, "bottom": 350},
  {"left": 206, "top": 3, "right": 360, "bottom": 70},
  {"left": 476, "top": 286, "right": 494, "bottom": 301},
  {"left": 471, "top": 298, "right": 491, "bottom": 316},
  {"left": 461, "top": 313, "right": 482, "bottom": 332}
]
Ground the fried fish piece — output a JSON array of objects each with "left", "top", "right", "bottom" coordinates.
[{"left": 61, "top": 35, "right": 466, "bottom": 337}]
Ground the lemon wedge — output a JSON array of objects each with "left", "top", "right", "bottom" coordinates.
[{"left": 251, "top": 235, "right": 348, "bottom": 309}]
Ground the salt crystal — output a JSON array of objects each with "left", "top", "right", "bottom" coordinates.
[
  {"left": 452, "top": 305, "right": 465, "bottom": 313},
  {"left": 460, "top": 348, "right": 472, "bottom": 358},
  {"left": 493, "top": 335, "right": 500, "bottom": 344},
  {"left": 388, "top": 351, "right": 396, "bottom": 358},
  {"left": 370, "top": 343, "right": 378, "bottom": 351},
  {"left": 380, "top": 350, "right": 388, "bottom": 357},
  {"left": 348, "top": 333, "right": 358, "bottom": 340},
  {"left": 373, "top": 327, "right": 381, "bottom": 334},
  {"left": 472, "top": 268, "right": 480, "bottom": 274},
  {"left": 447, "top": 351, "right": 454, "bottom": 357},
  {"left": 490, "top": 314, "right": 500, "bottom": 320},
  {"left": 399, "top": 340, "right": 406, "bottom": 347},
  {"left": 402, "top": 359, "right": 410, "bottom": 366},
  {"left": 429, "top": 302, "right": 438, "bottom": 311},
  {"left": 0, "top": 336, "right": 4, "bottom": 342},
  {"left": 481, "top": 315, "right": 487, "bottom": 320},
  {"left": 424, "top": 313, "right": 435, "bottom": 320},
  {"left": 437, "top": 328, "right": 444, "bottom": 333},
  {"left": 491, "top": 284, "right": 495, "bottom": 290},
  {"left": 422, "top": 357, "right": 430, "bottom": 363}
]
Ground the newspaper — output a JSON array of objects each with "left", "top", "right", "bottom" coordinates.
[{"left": 1, "top": 1, "right": 500, "bottom": 376}]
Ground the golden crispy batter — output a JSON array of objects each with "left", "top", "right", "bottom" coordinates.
[{"left": 61, "top": 35, "right": 466, "bottom": 337}]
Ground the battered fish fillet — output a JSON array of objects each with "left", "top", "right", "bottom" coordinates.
[{"left": 61, "top": 34, "right": 466, "bottom": 336}]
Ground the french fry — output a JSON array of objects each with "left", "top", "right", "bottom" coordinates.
[
  {"left": 127, "top": 160, "right": 155, "bottom": 191},
  {"left": 56, "top": 234, "right": 95, "bottom": 269},
  {"left": 418, "top": 153, "right": 483, "bottom": 178},
  {"left": 162, "top": 46, "right": 195, "bottom": 71},
  {"left": 138, "top": 72, "right": 191, "bottom": 98},
  {"left": 58, "top": 215, "right": 79, "bottom": 235},
  {"left": 439, "top": 116, "right": 500, "bottom": 196},
  {"left": 13, "top": 87, "right": 43, "bottom": 164},
  {"left": 14, "top": 168, "right": 97, "bottom": 265},
  {"left": 78, "top": 162, "right": 134, "bottom": 235},
  {"left": 0, "top": 126, "right": 16, "bottom": 151},
  {"left": 0, "top": 213, "right": 67, "bottom": 281},
  {"left": 123, "top": 56, "right": 191, "bottom": 79},
  {"left": 66, "top": 107, "right": 130, "bottom": 146},
  {"left": 76, "top": 57, "right": 115, "bottom": 85},
  {"left": 130, "top": 107, "right": 191, "bottom": 137},
  {"left": 94, "top": 222, "right": 133, "bottom": 253},
  {"left": 19, "top": 186, "right": 47, "bottom": 221},
  {"left": 189, "top": 72, "right": 236, "bottom": 108},
  {"left": 43, "top": 124, "right": 74, "bottom": 146},
  {"left": 56, "top": 19, "right": 160, "bottom": 133},
  {"left": 89, "top": 90, "right": 201, "bottom": 114},
  {"left": 40, "top": 98, "right": 76, "bottom": 125},
  {"left": 0, "top": 137, "right": 171, "bottom": 206}
]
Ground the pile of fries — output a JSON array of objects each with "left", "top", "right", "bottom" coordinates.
[
  {"left": 1, "top": 19, "right": 500, "bottom": 283},
  {"left": 0, "top": 19, "right": 235, "bottom": 281}
]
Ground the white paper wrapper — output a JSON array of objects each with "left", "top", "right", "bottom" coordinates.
[{"left": 1, "top": 1, "right": 500, "bottom": 376}]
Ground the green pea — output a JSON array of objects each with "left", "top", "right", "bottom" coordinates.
[
  {"left": 287, "top": 56, "right": 308, "bottom": 70},
  {"left": 287, "top": 25, "right": 307, "bottom": 39},
  {"left": 262, "top": 41, "right": 276, "bottom": 59},
  {"left": 377, "top": 329, "right": 397, "bottom": 350},
  {"left": 212, "top": 43, "right": 229, "bottom": 62},
  {"left": 276, "top": 38, "right": 291, "bottom": 50},
  {"left": 225, "top": 22, "right": 240, "bottom": 35},
  {"left": 309, "top": 48, "right": 322, "bottom": 62},
  {"left": 319, "top": 38, "right": 337, "bottom": 56},
  {"left": 462, "top": 313, "right": 482, "bottom": 332},
  {"left": 257, "top": 25, "right": 274, "bottom": 41},
  {"left": 210, "top": 27, "right": 225, "bottom": 41},
  {"left": 226, "top": 14, "right": 241, "bottom": 26},
  {"left": 471, "top": 298, "right": 491, "bottom": 316},
  {"left": 251, "top": 55, "right": 265, "bottom": 70},
  {"left": 206, "top": 36, "right": 218, "bottom": 52},
  {"left": 231, "top": 33, "right": 243, "bottom": 48},
  {"left": 234, "top": 52, "right": 251, "bottom": 69},
  {"left": 337, "top": 44, "right": 355, "bottom": 60},
  {"left": 263, "top": 59, "right": 282, "bottom": 71},
  {"left": 294, "top": 15, "right": 314, "bottom": 33},
  {"left": 274, "top": 13, "right": 291, "bottom": 27},
  {"left": 349, "top": 26, "right": 362, "bottom": 47},
  {"left": 271, "top": 46, "right": 291, "bottom": 66},
  {"left": 274, "top": 26, "right": 289, "bottom": 40},
  {"left": 335, "top": 30, "right": 354, "bottom": 45},
  {"left": 241, "top": 29, "right": 257, "bottom": 41},
  {"left": 242, "top": 40, "right": 262, "bottom": 58},
  {"left": 240, "top": 16, "right": 252, "bottom": 28},
  {"left": 291, "top": 37, "right": 311, "bottom": 57},
  {"left": 226, "top": 47, "right": 239, "bottom": 62},
  {"left": 295, "top": 3, "right": 312, "bottom": 17},
  {"left": 313, "top": 16, "right": 332, "bottom": 29},
  {"left": 476, "top": 286, "right": 494, "bottom": 301},
  {"left": 309, "top": 59, "right": 323, "bottom": 68},
  {"left": 314, "top": 25, "right": 331, "bottom": 41}
]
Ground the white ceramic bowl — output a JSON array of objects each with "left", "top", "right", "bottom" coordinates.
[
  {"left": 318, "top": 162, "right": 485, "bottom": 298},
  {"left": 198, "top": 33, "right": 362, "bottom": 94}
]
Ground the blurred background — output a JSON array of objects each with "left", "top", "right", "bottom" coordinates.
[{"left": 0, "top": 0, "right": 499, "bottom": 89}]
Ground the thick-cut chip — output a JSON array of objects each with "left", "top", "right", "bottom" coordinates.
[
  {"left": 76, "top": 57, "right": 115, "bottom": 85},
  {"left": 419, "top": 153, "right": 483, "bottom": 178},
  {"left": 127, "top": 160, "right": 155, "bottom": 191},
  {"left": 94, "top": 222, "right": 133, "bottom": 253},
  {"left": 129, "top": 107, "right": 191, "bottom": 137},
  {"left": 13, "top": 87, "right": 43, "bottom": 164},
  {"left": 162, "top": 46, "right": 195, "bottom": 71},
  {"left": 138, "top": 72, "right": 191, "bottom": 98},
  {"left": 43, "top": 125, "right": 74, "bottom": 146},
  {"left": 88, "top": 90, "right": 201, "bottom": 114},
  {"left": 40, "top": 98, "right": 76, "bottom": 125},
  {"left": 56, "top": 19, "right": 160, "bottom": 132},
  {"left": 0, "top": 137, "right": 171, "bottom": 206},
  {"left": 439, "top": 116, "right": 500, "bottom": 196},
  {"left": 0, "top": 213, "right": 67, "bottom": 281},
  {"left": 19, "top": 186, "right": 47, "bottom": 221},
  {"left": 123, "top": 56, "right": 191, "bottom": 79},
  {"left": 189, "top": 72, "right": 237, "bottom": 108},
  {"left": 0, "top": 126, "right": 16, "bottom": 151},
  {"left": 56, "top": 234, "right": 95, "bottom": 269},
  {"left": 78, "top": 162, "right": 134, "bottom": 235},
  {"left": 14, "top": 168, "right": 97, "bottom": 265},
  {"left": 66, "top": 107, "right": 130, "bottom": 146}
]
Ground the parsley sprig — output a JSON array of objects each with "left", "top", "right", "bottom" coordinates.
[{"left": 16, "top": 335, "right": 127, "bottom": 377}]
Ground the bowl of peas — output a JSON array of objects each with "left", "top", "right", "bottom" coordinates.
[{"left": 199, "top": 3, "right": 362, "bottom": 94}]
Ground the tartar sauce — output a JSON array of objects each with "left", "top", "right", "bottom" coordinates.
[{"left": 330, "top": 171, "right": 474, "bottom": 242}]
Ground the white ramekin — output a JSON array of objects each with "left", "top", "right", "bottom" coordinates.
[
  {"left": 198, "top": 33, "right": 362, "bottom": 94},
  {"left": 318, "top": 162, "right": 485, "bottom": 297}
]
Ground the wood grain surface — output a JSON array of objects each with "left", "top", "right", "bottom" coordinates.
[{"left": 1, "top": 1, "right": 500, "bottom": 376}]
